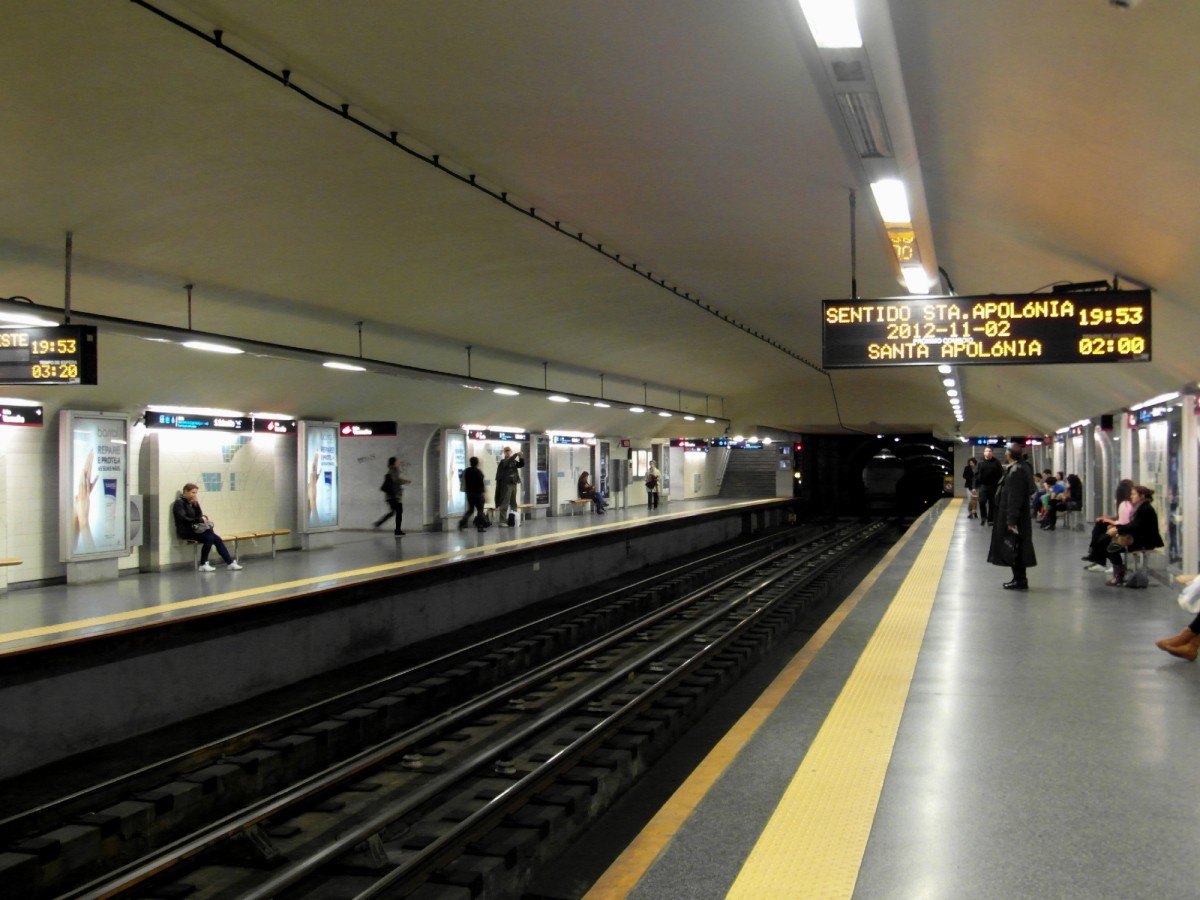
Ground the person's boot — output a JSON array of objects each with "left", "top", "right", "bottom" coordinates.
[
  {"left": 1164, "top": 632, "right": 1200, "bottom": 662},
  {"left": 1106, "top": 563, "right": 1126, "bottom": 586},
  {"left": 1156, "top": 628, "right": 1195, "bottom": 652}
]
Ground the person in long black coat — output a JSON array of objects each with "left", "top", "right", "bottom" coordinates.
[{"left": 987, "top": 444, "right": 1037, "bottom": 590}]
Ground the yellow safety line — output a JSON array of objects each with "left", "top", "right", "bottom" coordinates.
[
  {"left": 726, "top": 502, "right": 957, "bottom": 898},
  {"left": 584, "top": 502, "right": 954, "bottom": 899},
  {"left": 0, "top": 500, "right": 767, "bottom": 647}
]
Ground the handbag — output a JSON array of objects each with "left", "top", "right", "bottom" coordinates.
[
  {"left": 192, "top": 521, "right": 213, "bottom": 534},
  {"left": 997, "top": 531, "right": 1020, "bottom": 567},
  {"left": 1107, "top": 533, "right": 1133, "bottom": 553}
]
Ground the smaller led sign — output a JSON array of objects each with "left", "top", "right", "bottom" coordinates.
[
  {"left": 339, "top": 421, "right": 397, "bottom": 437},
  {"left": 0, "top": 325, "right": 98, "bottom": 385},
  {"left": 670, "top": 438, "right": 709, "bottom": 450},
  {"left": 552, "top": 435, "right": 591, "bottom": 445},
  {"left": 0, "top": 405, "right": 43, "bottom": 426},
  {"left": 145, "top": 411, "right": 248, "bottom": 432}
]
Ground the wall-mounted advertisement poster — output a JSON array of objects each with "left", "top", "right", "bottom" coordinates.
[
  {"left": 444, "top": 429, "right": 466, "bottom": 516},
  {"left": 59, "top": 411, "right": 129, "bottom": 561},
  {"left": 299, "top": 420, "right": 339, "bottom": 532}
]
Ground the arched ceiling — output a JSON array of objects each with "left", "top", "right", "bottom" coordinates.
[{"left": 0, "top": 0, "right": 1193, "bottom": 438}]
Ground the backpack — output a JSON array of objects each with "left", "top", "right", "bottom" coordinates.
[{"left": 380, "top": 475, "right": 390, "bottom": 493}]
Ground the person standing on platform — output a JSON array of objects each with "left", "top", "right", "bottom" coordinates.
[
  {"left": 645, "top": 460, "right": 661, "bottom": 510},
  {"left": 974, "top": 445, "right": 1003, "bottom": 526},
  {"left": 963, "top": 457, "right": 978, "bottom": 519},
  {"left": 458, "top": 457, "right": 488, "bottom": 531},
  {"left": 987, "top": 442, "right": 1037, "bottom": 590},
  {"left": 373, "top": 457, "right": 411, "bottom": 535},
  {"left": 172, "top": 482, "right": 242, "bottom": 571},
  {"left": 494, "top": 447, "right": 524, "bottom": 527}
]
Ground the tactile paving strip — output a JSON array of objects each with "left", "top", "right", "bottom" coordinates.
[{"left": 726, "top": 503, "right": 957, "bottom": 898}]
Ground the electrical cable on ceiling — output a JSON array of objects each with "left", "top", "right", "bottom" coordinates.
[{"left": 129, "top": 0, "right": 827, "bottom": 376}]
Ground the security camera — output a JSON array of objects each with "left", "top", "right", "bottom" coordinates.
[{"left": 1109, "top": 0, "right": 1142, "bottom": 8}]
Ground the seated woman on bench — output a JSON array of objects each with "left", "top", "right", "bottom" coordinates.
[
  {"left": 577, "top": 471, "right": 607, "bottom": 514},
  {"left": 172, "top": 482, "right": 243, "bottom": 571}
]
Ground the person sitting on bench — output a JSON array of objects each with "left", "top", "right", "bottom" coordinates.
[
  {"left": 578, "top": 471, "right": 607, "bottom": 514},
  {"left": 172, "top": 482, "right": 242, "bottom": 571}
]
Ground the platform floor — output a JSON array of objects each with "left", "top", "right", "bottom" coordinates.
[
  {"left": 0, "top": 497, "right": 770, "bottom": 657},
  {"left": 585, "top": 499, "right": 1199, "bottom": 899}
]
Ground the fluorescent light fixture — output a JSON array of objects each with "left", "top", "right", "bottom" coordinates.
[
  {"left": 323, "top": 361, "right": 366, "bottom": 371},
  {"left": 594, "top": 402, "right": 611, "bottom": 408},
  {"left": 1130, "top": 391, "right": 1180, "bottom": 410},
  {"left": 182, "top": 340, "right": 244, "bottom": 355},
  {"left": 251, "top": 411, "right": 294, "bottom": 419},
  {"left": 870, "top": 179, "right": 911, "bottom": 224},
  {"left": 947, "top": 389, "right": 958, "bottom": 398},
  {"left": 902, "top": 265, "right": 934, "bottom": 294},
  {"left": 0, "top": 397, "right": 38, "bottom": 406},
  {"left": 547, "top": 395, "right": 571, "bottom": 403},
  {"left": 705, "top": 418, "right": 716, "bottom": 424},
  {"left": 658, "top": 411, "right": 672, "bottom": 418},
  {"left": 684, "top": 415, "right": 696, "bottom": 421},
  {"left": 762, "top": 437, "right": 773, "bottom": 445},
  {"left": 0, "top": 311, "right": 60, "bottom": 327},
  {"left": 571, "top": 400, "right": 592, "bottom": 406},
  {"left": 1055, "top": 426, "right": 1070, "bottom": 435},
  {"left": 493, "top": 387, "right": 520, "bottom": 396},
  {"left": 837, "top": 92, "right": 892, "bottom": 159},
  {"left": 629, "top": 406, "right": 645, "bottom": 413},
  {"left": 548, "top": 430, "right": 595, "bottom": 438},
  {"left": 798, "top": 0, "right": 863, "bottom": 48},
  {"left": 734, "top": 435, "right": 745, "bottom": 442},
  {"left": 942, "top": 378, "right": 955, "bottom": 387},
  {"left": 938, "top": 365, "right": 952, "bottom": 374}
]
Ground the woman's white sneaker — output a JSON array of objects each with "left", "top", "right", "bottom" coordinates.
[
  {"left": 227, "top": 561, "right": 243, "bottom": 571},
  {"left": 198, "top": 562, "right": 216, "bottom": 572}
]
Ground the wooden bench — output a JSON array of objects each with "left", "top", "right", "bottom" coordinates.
[
  {"left": 182, "top": 528, "right": 291, "bottom": 564},
  {"left": 0, "top": 558, "right": 22, "bottom": 567},
  {"left": 564, "top": 498, "right": 593, "bottom": 516},
  {"left": 517, "top": 504, "right": 545, "bottom": 521}
]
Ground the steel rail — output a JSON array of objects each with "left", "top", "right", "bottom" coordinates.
[{"left": 64, "top": 527, "right": 855, "bottom": 899}]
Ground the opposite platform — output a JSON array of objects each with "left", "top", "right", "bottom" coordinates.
[
  {"left": 588, "top": 498, "right": 1197, "bottom": 899},
  {"left": 0, "top": 497, "right": 780, "bottom": 657},
  {"left": 0, "top": 497, "right": 791, "bottom": 780}
]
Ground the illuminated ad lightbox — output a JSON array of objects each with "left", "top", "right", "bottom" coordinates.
[
  {"left": 821, "top": 289, "right": 1150, "bottom": 368},
  {"left": 299, "top": 420, "right": 339, "bottom": 532},
  {"left": 444, "top": 429, "right": 467, "bottom": 516},
  {"left": 59, "top": 411, "right": 129, "bottom": 561}
]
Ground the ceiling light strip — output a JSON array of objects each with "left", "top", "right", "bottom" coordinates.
[
  {"left": 0, "top": 298, "right": 725, "bottom": 424},
  {"left": 128, "top": 0, "right": 825, "bottom": 375}
]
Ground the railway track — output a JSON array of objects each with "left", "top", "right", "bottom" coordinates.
[{"left": 3, "top": 521, "right": 891, "bottom": 898}]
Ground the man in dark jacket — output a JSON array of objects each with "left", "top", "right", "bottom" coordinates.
[
  {"left": 458, "top": 457, "right": 488, "bottom": 531},
  {"left": 974, "top": 445, "right": 1004, "bottom": 526},
  {"left": 373, "top": 457, "right": 411, "bottom": 535},
  {"left": 987, "top": 443, "right": 1037, "bottom": 590}
]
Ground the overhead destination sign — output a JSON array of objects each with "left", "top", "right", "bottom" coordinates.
[{"left": 821, "top": 290, "right": 1151, "bottom": 368}]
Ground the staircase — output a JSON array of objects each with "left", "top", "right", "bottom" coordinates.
[{"left": 718, "top": 448, "right": 780, "bottom": 497}]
